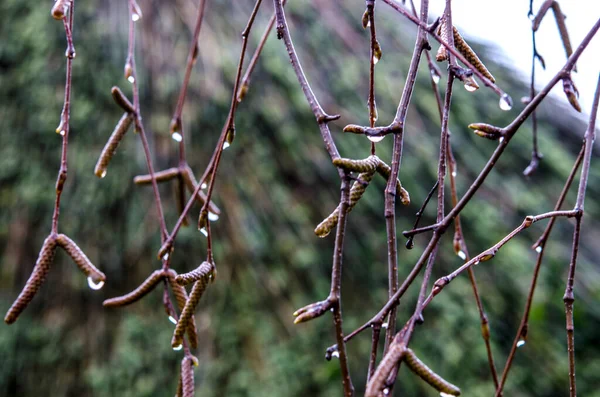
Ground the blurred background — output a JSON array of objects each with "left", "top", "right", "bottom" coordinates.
[{"left": 1, "top": 0, "right": 599, "bottom": 396}]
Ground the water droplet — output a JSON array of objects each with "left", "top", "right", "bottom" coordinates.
[
  {"left": 381, "top": 322, "right": 388, "bottom": 329},
  {"left": 331, "top": 350, "right": 340, "bottom": 359},
  {"left": 168, "top": 315, "right": 177, "bottom": 325},
  {"left": 173, "top": 344, "right": 183, "bottom": 351},
  {"left": 457, "top": 250, "right": 466, "bottom": 260},
  {"left": 367, "top": 135, "right": 385, "bottom": 143},
  {"left": 440, "top": 393, "right": 455, "bottom": 397},
  {"left": 201, "top": 182, "right": 208, "bottom": 189},
  {"left": 100, "top": 170, "right": 107, "bottom": 179},
  {"left": 208, "top": 212, "right": 219, "bottom": 222},
  {"left": 200, "top": 227, "right": 208, "bottom": 237},
  {"left": 464, "top": 82, "right": 478, "bottom": 92},
  {"left": 499, "top": 137, "right": 505, "bottom": 143},
  {"left": 499, "top": 94, "right": 513, "bottom": 111},
  {"left": 127, "top": 76, "right": 135, "bottom": 84},
  {"left": 517, "top": 339, "right": 526, "bottom": 348},
  {"left": 132, "top": 12, "right": 140, "bottom": 22},
  {"left": 430, "top": 69, "right": 441, "bottom": 84},
  {"left": 366, "top": 20, "right": 371, "bottom": 28},
  {"left": 474, "top": 260, "right": 480, "bottom": 266},
  {"left": 172, "top": 132, "right": 183, "bottom": 142},
  {"left": 535, "top": 246, "right": 543, "bottom": 253},
  {"left": 87, "top": 277, "right": 105, "bottom": 290},
  {"left": 223, "top": 141, "right": 231, "bottom": 150},
  {"left": 372, "top": 55, "right": 380, "bottom": 65},
  {"left": 162, "top": 253, "right": 169, "bottom": 261},
  {"left": 383, "top": 388, "right": 390, "bottom": 395},
  {"left": 59, "top": 130, "right": 66, "bottom": 136},
  {"left": 451, "top": 170, "right": 457, "bottom": 177}
]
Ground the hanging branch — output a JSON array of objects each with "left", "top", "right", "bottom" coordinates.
[{"left": 5, "top": 0, "right": 106, "bottom": 325}]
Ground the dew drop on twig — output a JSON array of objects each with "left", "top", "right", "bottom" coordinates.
[
  {"left": 201, "top": 182, "right": 208, "bottom": 189},
  {"left": 535, "top": 246, "right": 543, "bottom": 253},
  {"left": 100, "top": 170, "right": 107, "bottom": 179},
  {"left": 168, "top": 316, "right": 177, "bottom": 325},
  {"left": 430, "top": 69, "right": 441, "bottom": 85},
  {"left": 499, "top": 94, "right": 513, "bottom": 111},
  {"left": 457, "top": 250, "right": 467, "bottom": 260},
  {"left": 223, "top": 142, "right": 231, "bottom": 150},
  {"left": 517, "top": 339, "right": 526, "bottom": 348},
  {"left": 87, "top": 277, "right": 105, "bottom": 290},
  {"left": 383, "top": 388, "right": 390, "bottom": 395},
  {"left": 440, "top": 393, "right": 455, "bottom": 397},
  {"left": 208, "top": 212, "right": 219, "bottom": 222},
  {"left": 132, "top": 12, "right": 140, "bottom": 22},
  {"left": 200, "top": 227, "right": 208, "bottom": 237},
  {"left": 172, "top": 132, "right": 183, "bottom": 142},
  {"left": 331, "top": 350, "right": 340, "bottom": 359},
  {"left": 464, "top": 82, "right": 478, "bottom": 92},
  {"left": 381, "top": 322, "right": 389, "bottom": 329},
  {"left": 127, "top": 76, "right": 135, "bottom": 84},
  {"left": 367, "top": 135, "right": 385, "bottom": 143},
  {"left": 173, "top": 344, "right": 183, "bottom": 351}
]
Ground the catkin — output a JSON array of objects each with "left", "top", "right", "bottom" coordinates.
[
  {"left": 103, "top": 270, "right": 165, "bottom": 307},
  {"left": 452, "top": 27, "right": 495, "bottom": 83},
  {"left": 176, "top": 262, "right": 213, "bottom": 286},
  {"left": 111, "top": 86, "right": 135, "bottom": 114},
  {"left": 314, "top": 172, "right": 374, "bottom": 237},
  {"left": 365, "top": 341, "right": 405, "bottom": 397},
  {"left": 56, "top": 234, "right": 106, "bottom": 283},
  {"left": 133, "top": 167, "right": 181, "bottom": 184},
  {"left": 4, "top": 235, "right": 57, "bottom": 324},
  {"left": 181, "top": 356, "right": 195, "bottom": 397},
  {"left": 404, "top": 348, "right": 461, "bottom": 396},
  {"left": 172, "top": 274, "right": 210, "bottom": 348},
  {"left": 376, "top": 161, "right": 411, "bottom": 206},
  {"left": 167, "top": 270, "right": 199, "bottom": 350},
  {"left": 436, "top": 18, "right": 449, "bottom": 62},
  {"left": 333, "top": 155, "right": 380, "bottom": 173},
  {"left": 94, "top": 113, "right": 133, "bottom": 178}
]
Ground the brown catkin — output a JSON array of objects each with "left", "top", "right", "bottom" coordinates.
[
  {"left": 167, "top": 270, "right": 199, "bottom": 350},
  {"left": 314, "top": 172, "right": 375, "bottom": 237},
  {"left": 175, "top": 372, "right": 183, "bottom": 397},
  {"left": 94, "top": 113, "right": 133, "bottom": 178},
  {"left": 181, "top": 166, "right": 221, "bottom": 215},
  {"left": 110, "top": 86, "right": 135, "bottom": 114},
  {"left": 436, "top": 18, "right": 449, "bottom": 62},
  {"left": 4, "top": 235, "right": 57, "bottom": 324},
  {"left": 452, "top": 27, "right": 496, "bottom": 83},
  {"left": 56, "top": 234, "right": 106, "bottom": 283},
  {"left": 171, "top": 274, "right": 210, "bottom": 348},
  {"left": 333, "top": 155, "right": 380, "bottom": 173},
  {"left": 365, "top": 341, "right": 406, "bottom": 397},
  {"left": 376, "top": 161, "right": 411, "bottom": 206},
  {"left": 551, "top": 2, "right": 574, "bottom": 64},
  {"left": 103, "top": 270, "right": 165, "bottom": 307},
  {"left": 181, "top": 357, "right": 195, "bottom": 397},
  {"left": 532, "top": 0, "right": 554, "bottom": 31},
  {"left": 404, "top": 348, "right": 461, "bottom": 396},
  {"left": 176, "top": 262, "right": 213, "bottom": 286},
  {"left": 134, "top": 167, "right": 181, "bottom": 185}
]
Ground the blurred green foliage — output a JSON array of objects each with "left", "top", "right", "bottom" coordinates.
[{"left": 1, "top": 0, "right": 600, "bottom": 396}]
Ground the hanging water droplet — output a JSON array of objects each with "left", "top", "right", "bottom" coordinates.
[
  {"left": 464, "top": 82, "right": 478, "bottom": 92},
  {"left": 223, "top": 141, "right": 231, "bottom": 150},
  {"left": 201, "top": 182, "right": 208, "bottom": 189},
  {"left": 366, "top": 20, "right": 371, "bottom": 28},
  {"left": 331, "top": 350, "right": 340, "bottom": 359},
  {"left": 200, "top": 227, "right": 208, "bottom": 237},
  {"left": 474, "top": 260, "right": 480, "bottom": 266},
  {"left": 208, "top": 212, "right": 219, "bottom": 222},
  {"left": 168, "top": 315, "right": 177, "bottom": 325},
  {"left": 440, "top": 393, "right": 455, "bottom": 397},
  {"left": 173, "top": 344, "right": 183, "bottom": 351},
  {"left": 162, "top": 252, "right": 169, "bottom": 261},
  {"left": 383, "top": 388, "right": 390, "bottom": 395},
  {"left": 87, "top": 276, "right": 105, "bottom": 290},
  {"left": 430, "top": 69, "right": 441, "bottom": 84},
  {"left": 457, "top": 250, "right": 466, "bottom": 260},
  {"left": 381, "top": 322, "right": 388, "bottom": 329},
  {"left": 499, "top": 94, "right": 513, "bottom": 111},
  {"left": 367, "top": 135, "right": 385, "bottom": 143},
  {"left": 127, "top": 75, "right": 135, "bottom": 84},
  {"left": 131, "top": 12, "right": 140, "bottom": 22},
  {"left": 100, "top": 170, "right": 107, "bottom": 179},
  {"left": 535, "top": 246, "right": 543, "bottom": 253},
  {"left": 451, "top": 170, "right": 457, "bottom": 177},
  {"left": 517, "top": 339, "right": 526, "bottom": 348},
  {"left": 372, "top": 55, "right": 380, "bottom": 65},
  {"left": 499, "top": 137, "right": 505, "bottom": 143},
  {"left": 59, "top": 130, "right": 66, "bottom": 136},
  {"left": 172, "top": 132, "right": 183, "bottom": 142}
]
